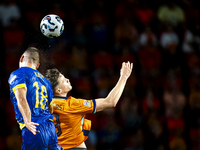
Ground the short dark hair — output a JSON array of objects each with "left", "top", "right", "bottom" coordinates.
[
  {"left": 46, "top": 68, "right": 60, "bottom": 90},
  {"left": 24, "top": 47, "right": 40, "bottom": 65}
]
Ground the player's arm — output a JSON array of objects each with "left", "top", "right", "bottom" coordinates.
[
  {"left": 95, "top": 61, "right": 133, "bottom": 112},
  {"left": 49, "top": 103, "right": 54, "bottom": 114},
  {"left": 15, "top": 87, "right": 39, "bottom": 135},
  {"left": 48, "top": 86, "right": 54, "bottom": 114}
]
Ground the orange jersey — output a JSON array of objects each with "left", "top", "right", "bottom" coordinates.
[{"left": 52, "top": 96, "right": 96, "bottom": 149}]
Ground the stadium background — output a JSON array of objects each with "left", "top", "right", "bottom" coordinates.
[{"left": 0, "top": 0, "right": 200, "bottom": 149}]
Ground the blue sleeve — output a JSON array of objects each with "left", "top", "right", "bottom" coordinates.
[{"left": 9, "top": 69, "right": 26, "bottom": 93}]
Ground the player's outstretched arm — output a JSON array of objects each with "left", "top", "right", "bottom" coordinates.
[
  {"left": 15, "top": 87, "right": 39, "bottom": 135},
  {"left": 95, "top": 61, "right": 133, "bottom": 112}
]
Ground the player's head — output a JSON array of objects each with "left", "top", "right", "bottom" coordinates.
[
  {"left": 46, "top": 68, "right": 72, "bottom": 96},
  {"left": 19, "top": 47, "right": 40, "bottom": 69}
]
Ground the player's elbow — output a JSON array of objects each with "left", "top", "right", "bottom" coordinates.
[
  {"left": 112, "top": 100, "right": 118, "bottom": 107},
  {"left": 49, "top": 104, "right": 54, "bottom": 114},
  {"left": 106, "top": 97, "right": 117, "bottom": 108}
]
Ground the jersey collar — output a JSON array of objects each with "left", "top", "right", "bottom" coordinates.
[
  {"left": 53, "top": 96, "right": 68, "bottom": 99},
  {"left": 21, "top": 66, "right": 36, "bottom": 70}
]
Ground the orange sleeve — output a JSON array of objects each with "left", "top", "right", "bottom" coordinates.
[{"left": 68, "top": 97, "right": 96, "bottom": 114}]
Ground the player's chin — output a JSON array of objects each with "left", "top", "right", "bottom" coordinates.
[{"left": 69, "top": 86, "right": 72, "bottom": 91}]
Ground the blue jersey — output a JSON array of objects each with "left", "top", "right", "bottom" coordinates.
[{"left": 8, "top": 67, "right": 53, "bottom": 130}]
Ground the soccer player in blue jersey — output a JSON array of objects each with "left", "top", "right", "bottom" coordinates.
[{"left": 8, "top": 47, "right": 63, "bottom": 150}]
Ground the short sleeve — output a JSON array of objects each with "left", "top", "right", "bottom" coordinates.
[
  {"left": 69, "top": 97, "right": 96, "bottom": 114},
  {"left": 9, "top": 70, "right": 26, "bottom": 93}
]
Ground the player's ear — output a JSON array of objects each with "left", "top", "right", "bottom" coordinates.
[
  {"left": 55, "top": 88, "right": 62, "bottom": 95},
  {"left": 19, "top": 55, "right": 24, "bottom": 63},
  {"left": 36, "top": 63, "right": 40, "bottom": 70}
]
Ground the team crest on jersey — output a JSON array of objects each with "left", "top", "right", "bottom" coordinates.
[{"left": 83, "top": 100, "right": 91, "bottom": 107}]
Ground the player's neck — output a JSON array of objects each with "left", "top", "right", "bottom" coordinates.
[
  {"left": 20, "top": 62, "right": 37, "bottom": 69},
  {"left": 55, "top": 93, "right": 68, "bottom": 97}
]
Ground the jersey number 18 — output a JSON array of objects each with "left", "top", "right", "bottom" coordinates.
[{"left": 33, "top": 81, "right": 48, "bottom": 109}]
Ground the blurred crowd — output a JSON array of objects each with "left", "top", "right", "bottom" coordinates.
[{"left": 0, "top": 0, "right": 200, "bottom": 149}]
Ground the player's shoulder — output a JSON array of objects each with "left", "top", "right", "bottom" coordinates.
[
  {"left": 69, "top": 96, "right": 85, "bottom": 102},
  {"left": 8, "top": 68, "right": 24, "bottom": 83},
  {"left": 10, "top": 67, "right": 23, "bottom": 75},
  {"left": 69, "top": 96, "right": 88, "bottom": 105},
  {"left": 10, "top": 67, "right": 34, "bottom": 76}
]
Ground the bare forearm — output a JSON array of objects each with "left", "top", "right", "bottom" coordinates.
[
  {"left": 106, "top": 76, "right": 127, "bottom": 107},
  {"left": 15, "top": 87, "right": 39, "bottom": 134},
  {"left": 17, "top": 98, "right": 31, "bottom": 123},
  {"left": 15, "top": 88, "right": 31, "bottom": 123},
  {"left": 96, "top": 76, "right": 127, "bottom": 112}
]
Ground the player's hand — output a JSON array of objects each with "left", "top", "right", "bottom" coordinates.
[
  {"left": 120, "top": 61, "right": 133, "bottom": 79},
  {"left": 25, "top": 121, "right": 40, "bottom": 135}
]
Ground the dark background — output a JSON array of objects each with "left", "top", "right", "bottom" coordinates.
[{"left": 0, "top": 0, "right": 200, "bottom": 149}]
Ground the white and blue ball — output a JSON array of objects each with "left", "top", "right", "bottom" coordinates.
[{"left": 40, "top": 14, "right": 64, "bottom": 38}]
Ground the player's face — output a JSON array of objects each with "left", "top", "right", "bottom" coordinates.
[{"left": 58, "top": 74, "right": 72, "bottom": 93}]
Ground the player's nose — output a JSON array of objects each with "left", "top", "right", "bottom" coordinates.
[{"left": 66, "top": 78, "right": 70, "bottom": 83}]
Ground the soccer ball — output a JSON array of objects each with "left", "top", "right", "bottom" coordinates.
[{"left": 40, "top": 14, "right": 64, "bottom": 38}]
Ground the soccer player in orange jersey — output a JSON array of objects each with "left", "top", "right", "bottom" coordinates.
[{"left": 45, "top": 61, "right": 133, "bottom": 150}]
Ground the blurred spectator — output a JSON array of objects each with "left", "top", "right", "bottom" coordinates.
[
  {"left": 25, "top": 1, "right": 43, "bottom": 31},
  {"left": 182, "top": 25, "right": 194, "bottom": 53},
  {"left": 3, "top": 19, "right": 24, "bottom": 53},
  {"left": 115, "top": 46, "right": 135, "bottom": 69},
  {"left": 48, "top": 2, "right": 66, "bottom": 21},
  {"left": 190, "top": 117, "right": 200, "bottom": 150},
  {"left": 138, "top": 33, "right": 161, "bottom": 76},
  {"left": 139, "top": 26, "right": 158, "bottom": 46},
  {"left": 160, "top": 25, "right": 179, "bottom": 50},
  {"left": 145, "top": 110, "right": 166, "bottom": 150},
  {"left": 4, "top": 52, "right": 21, "bottom": 83},
  {"left": 142, "top": 88, "right": 160, "bottom": 117},
  {"left": 135, "top": 2, "right": 156, "bottom": 27},
  {"left": 157, "top": 0, "right": 185, "bottom": 27},
  {"left": 114, "top": 18, "right": 139, "bottom": 52},
  {"left": 163, "top": 70, "right": 186, "bottom": 118},
  {"left": 192, "top": 24, "right": 200, "bottom": 52},
  {"left": 167, "top": 107, "right": 186, "bottom": 150},
  {"left": 73, "top": 76, "right": 92, "bottom": 99},
  {"left": 0, "top": 0, "right": 21, "bottom": 28},
  {"left": 92, "top": 48, "right": 114, "bottom": 71},
  {"left": 124, "top": 129, "right": 144, "bottom": 150},
  {"left": 0, "top": 137, "right": 5, "bottom": 150},
  {"left": 188, "top": 72, "right": 200, "bottom": 128},
  {"left": 85, "top": 129, "right": 98, "bottom": 150},
  {"left": 67, "top": 45, "right": 89, "bottom": 78},
  {"left": 72, "top": 22, "right": 87, "bottom": 46},
  {"left": 90, "top": 11, "right": 108, "bottom": 49},
  {"left": 120, "top": 98, "right": 143, "bottom": 135},
  {"left": 167, "top": 114, "right": 185, "bottom": 138},
  {"left": 115, "top": 0, "right": 137, "bottom": 23},
  {"left": 96, "top": 109, "right": 122, "bottom": 149},
  {"left": 95, "top": 72, "right": 112, "bottom": 98},
  {"left": 186, "top": 51, "right": 200, "bottom": 72},
  {"left": 6, "top": 126, "right": 21, "bottom": 150},
  {"left": 183, "top": 0, "right": 199, "bottom": 29},
  {"left": 169, "top": 136, "right": 187, "bottom": 150},
  {"left": 189, "top": 89, "right": 200, "bottom": 111},
  {"left": 69, "top": 0, "right": 89, "bottom": 27}
]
